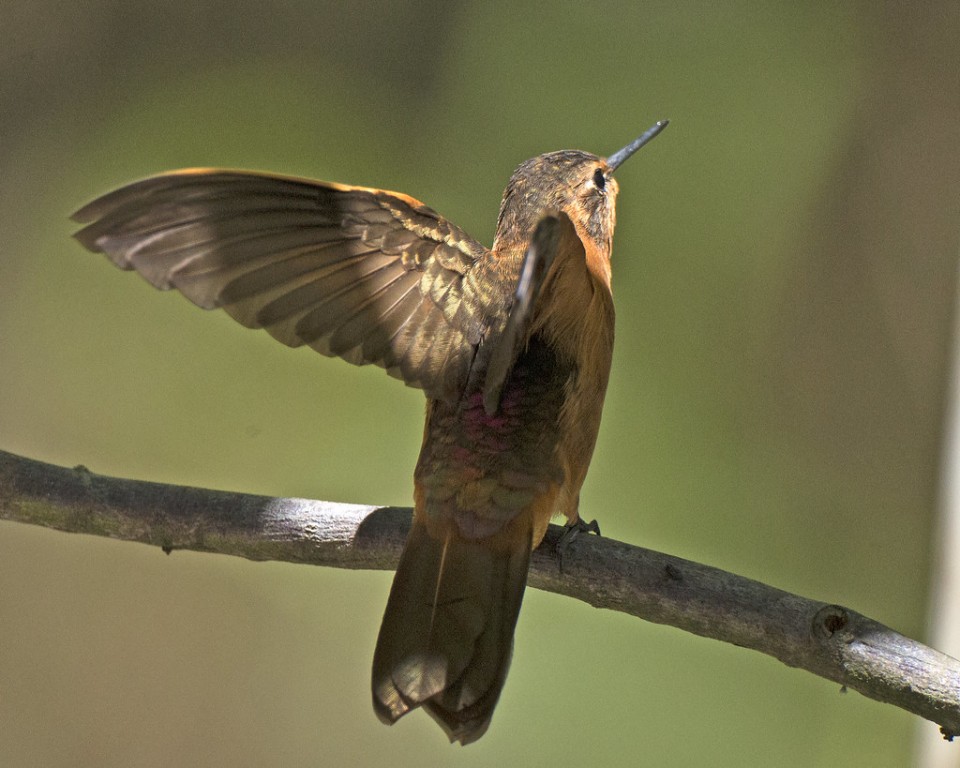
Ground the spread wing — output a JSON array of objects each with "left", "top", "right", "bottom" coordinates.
[{"left": 72, "top": 169, "right": 493, "bottom": 403}]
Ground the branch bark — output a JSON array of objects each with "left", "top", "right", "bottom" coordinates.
[{"left": 1, "top": 447, "right": 957, "bottom": 739}]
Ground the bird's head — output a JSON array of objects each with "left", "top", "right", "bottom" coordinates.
[{"left": 495, "top": 121, "right": 668, "bottom": 257}]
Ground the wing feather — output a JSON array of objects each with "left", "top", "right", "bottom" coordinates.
[
  {"left": 74, "top": 169, "right": 571, "bottom": 410},
  {"left": 73, "top": 169, "right": 490, "bottom": 402}
]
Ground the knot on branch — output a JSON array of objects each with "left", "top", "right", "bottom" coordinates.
[{"left": 812, "top": 604, "right": 850, "bottom": 639}]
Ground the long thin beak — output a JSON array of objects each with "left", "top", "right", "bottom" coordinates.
[{"left": 606, "top": 120, "right": 669, "bottom": 172}]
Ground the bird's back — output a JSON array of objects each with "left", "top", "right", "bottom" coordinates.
[{"left": 372, "top": 335, "right": 573, "bottom": 743}]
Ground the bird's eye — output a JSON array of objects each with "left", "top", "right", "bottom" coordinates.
[{"left": 593, "top": 168, "right": 606, "bottom": 191}]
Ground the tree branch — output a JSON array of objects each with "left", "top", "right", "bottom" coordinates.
[{"left": 1, "top": 447, "right": 957, "bottom": 739}]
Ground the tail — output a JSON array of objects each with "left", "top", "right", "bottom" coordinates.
[{"left": 372, "top": 520, "right": 531, "bottom": 745}]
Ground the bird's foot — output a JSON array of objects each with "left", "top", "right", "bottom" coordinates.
[{"left": 556, "top": 517, "right": 601, "bottom": 573}]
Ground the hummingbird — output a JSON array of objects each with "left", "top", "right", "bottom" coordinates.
[{"left": 71, "top": 120, "right": 668, "bottom": 744}]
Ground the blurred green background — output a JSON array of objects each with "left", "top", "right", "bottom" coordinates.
[{"left": 1, "top": 1, "right": 958, "bottom": 766}]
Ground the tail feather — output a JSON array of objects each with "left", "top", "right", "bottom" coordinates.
[{"left": 372, "top": 520, "right": 531, "bottom": 745}]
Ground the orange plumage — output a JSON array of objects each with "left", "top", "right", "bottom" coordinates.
[{"left": 72, "top": 121, "right": 667, "bottom": 744}]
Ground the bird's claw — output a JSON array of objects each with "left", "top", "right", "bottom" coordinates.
[{"left": 556, "top": 517, "right": 601, "bottom": 573}]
